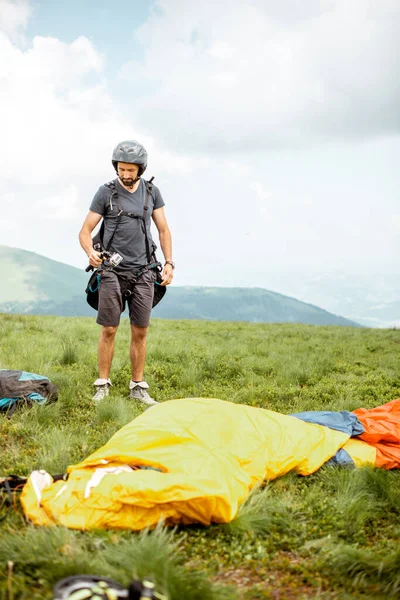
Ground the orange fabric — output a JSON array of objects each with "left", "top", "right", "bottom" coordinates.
[
  {"left": 354, "top": 399, "right": 400, "bottom": 469},
  {"left": 370, "top": 443, "right": 400, "bottom": 470}
]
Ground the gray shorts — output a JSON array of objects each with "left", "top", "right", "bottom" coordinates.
[{"left": 97, "top": 269, "right": 156, "bottom": 328}]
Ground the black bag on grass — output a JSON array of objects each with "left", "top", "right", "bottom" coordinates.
[{"left": 0, "top": 370, "right": 58, "bottom": 417}]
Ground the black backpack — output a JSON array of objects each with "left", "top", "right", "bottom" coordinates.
[{"left": 0, "top": 370, "right": 58, "bottom": 417}]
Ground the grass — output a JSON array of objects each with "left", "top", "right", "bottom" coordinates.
[{"left": 1, "top": 314, "right": 400, "bottom": 598}]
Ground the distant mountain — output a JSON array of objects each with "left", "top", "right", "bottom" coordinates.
[
  {"left": 152, "top": 287, "right": 361, "bottom": 326},
  {"left": 0, "top": 246, "right": 91, "bottom": 316},
  {"left": 0, "top": 246, "right": 361, "bottom": 326},
  {"left": 274, "top": 270, "right": 400, "bottom": 328}
]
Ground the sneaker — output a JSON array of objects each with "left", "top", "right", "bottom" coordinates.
[
  {"left": 92, "top": 378, "right": 112, "bottom": 403},
  {"left": 129, "top": 381, "right": 158, "bottom": 407}
]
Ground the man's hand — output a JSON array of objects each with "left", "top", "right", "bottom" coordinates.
[
  {"left": 88, "top": 249, "right": 103, "bottom": 269},
  {"left": 160, "top": 263, "right": 174, "bottom": 286}
]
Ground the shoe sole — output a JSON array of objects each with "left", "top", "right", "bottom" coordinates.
[{"left": 130, "top": 396, "right": 158, "bottom": 406}]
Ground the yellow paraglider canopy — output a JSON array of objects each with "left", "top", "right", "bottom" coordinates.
[{"left": 21, "top": 398, "right": 369, "bottom": 531}]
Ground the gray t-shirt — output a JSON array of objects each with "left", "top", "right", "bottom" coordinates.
[{"left": 90, "top": 178, "right": 165, "bottom": 271}]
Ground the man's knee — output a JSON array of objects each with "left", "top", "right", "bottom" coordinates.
[
  {"left": 131, "top": 325, "right": 148, "bottom": 342},
  {"left": 101, "top": 325, "right": 118, "bottom": 340}
]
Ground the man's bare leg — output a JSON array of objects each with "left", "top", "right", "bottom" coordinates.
[
  {"left": 129, "top": 325, "right": 157, "bottom": 405},
  {"left": 98, "top": 326, "right": 118, "bottom": 379},
  {"left": 130, "top": 325, "right": 148, "bottom": 381}
]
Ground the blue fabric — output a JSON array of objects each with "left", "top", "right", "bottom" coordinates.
[
  {"left": 27, "top": 392, "right": 46, "bottom": 404},
  {"left": 290, "top": 410, "right": 364, "bottom": 436},
  {"left": 326, "top": 449, "right": 355, "bottom": 467},
  {"left": 18, "top": 371, "right": 49, "bottom": 382},
  {"left": 0, "top": 393, "right": 46, "bottom": 409},
  {"left": 0, "top": 397, "right": 17, "bottom": 409}
]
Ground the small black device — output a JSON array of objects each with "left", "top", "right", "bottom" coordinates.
[{"left": 85, "top": 249, "right": 123, "bottom": 272}]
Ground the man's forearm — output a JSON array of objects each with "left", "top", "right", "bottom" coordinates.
[
  {"left": 159, "top": 229, "right": 172, "bottom": 262},
  {"left": 79, "top": 229, "right": 94, "bottom": 257}
]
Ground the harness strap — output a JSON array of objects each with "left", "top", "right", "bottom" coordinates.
[
  {"left": 102, "top": 181, "right": 119, "bottom": 252},
  {"left": 117, "top": 261, "right": 161, "bottom": 300},
  {"left": 142, "top": 181, "right": 153, "bottom": 264},
  {"left": 102, "top": 179, "right": 154, "bottom": 264}
]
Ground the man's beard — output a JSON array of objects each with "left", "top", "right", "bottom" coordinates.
[{"left": 121, "top": 178, "right": 134, "bottom": 188}]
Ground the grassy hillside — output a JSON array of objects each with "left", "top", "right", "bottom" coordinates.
[
  {"left": 1, "top": 315, "right": 400, "bottom": 599},
  {"left": 0, "top": 246, "right": 360, "bottom": 326},
  {"left": 0, "top": 246, "right": 88, "bottom": 312}
]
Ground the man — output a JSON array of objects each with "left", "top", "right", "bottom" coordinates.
[{"left": 79, "top": 140, "right": 174, "bottom": 406}]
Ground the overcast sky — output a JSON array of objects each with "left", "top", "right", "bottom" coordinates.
[{"left": 0, "top": 0, "right": 399, "bottom": 312}]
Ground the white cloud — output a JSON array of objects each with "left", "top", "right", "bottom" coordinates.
[
  {"left": 224, "top": 160, "right": 250, "bottom": 176},
  {"left": 0, "top": 7, "right": 196, "bottom": 186},
  {"left": 0, "top": 0, "right": 31, "bottom": 43},
  {"left": 35, "top": 185, "right": 80, "bottom": 220},
  {"left": 0, "top": 218, "right": 16, "bottom": 234},
  {"left": 391, "top": 214, "right": 400, "bottom": 226},
  {"left": 250, "top": 181, "right": 270, "bottom": 202},
  {"left": 126, "top": 0, "right": 400, "bottom": 153},
  {"left": 0, "top": 30, "right": 125, "bottom": 184},
  {"left": 208, "top": 42, "right": 234, "bottom": 60}
]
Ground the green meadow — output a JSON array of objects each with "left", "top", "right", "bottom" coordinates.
[{"left": 1, "top": 314, "right": 400, "bottom": 599}]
